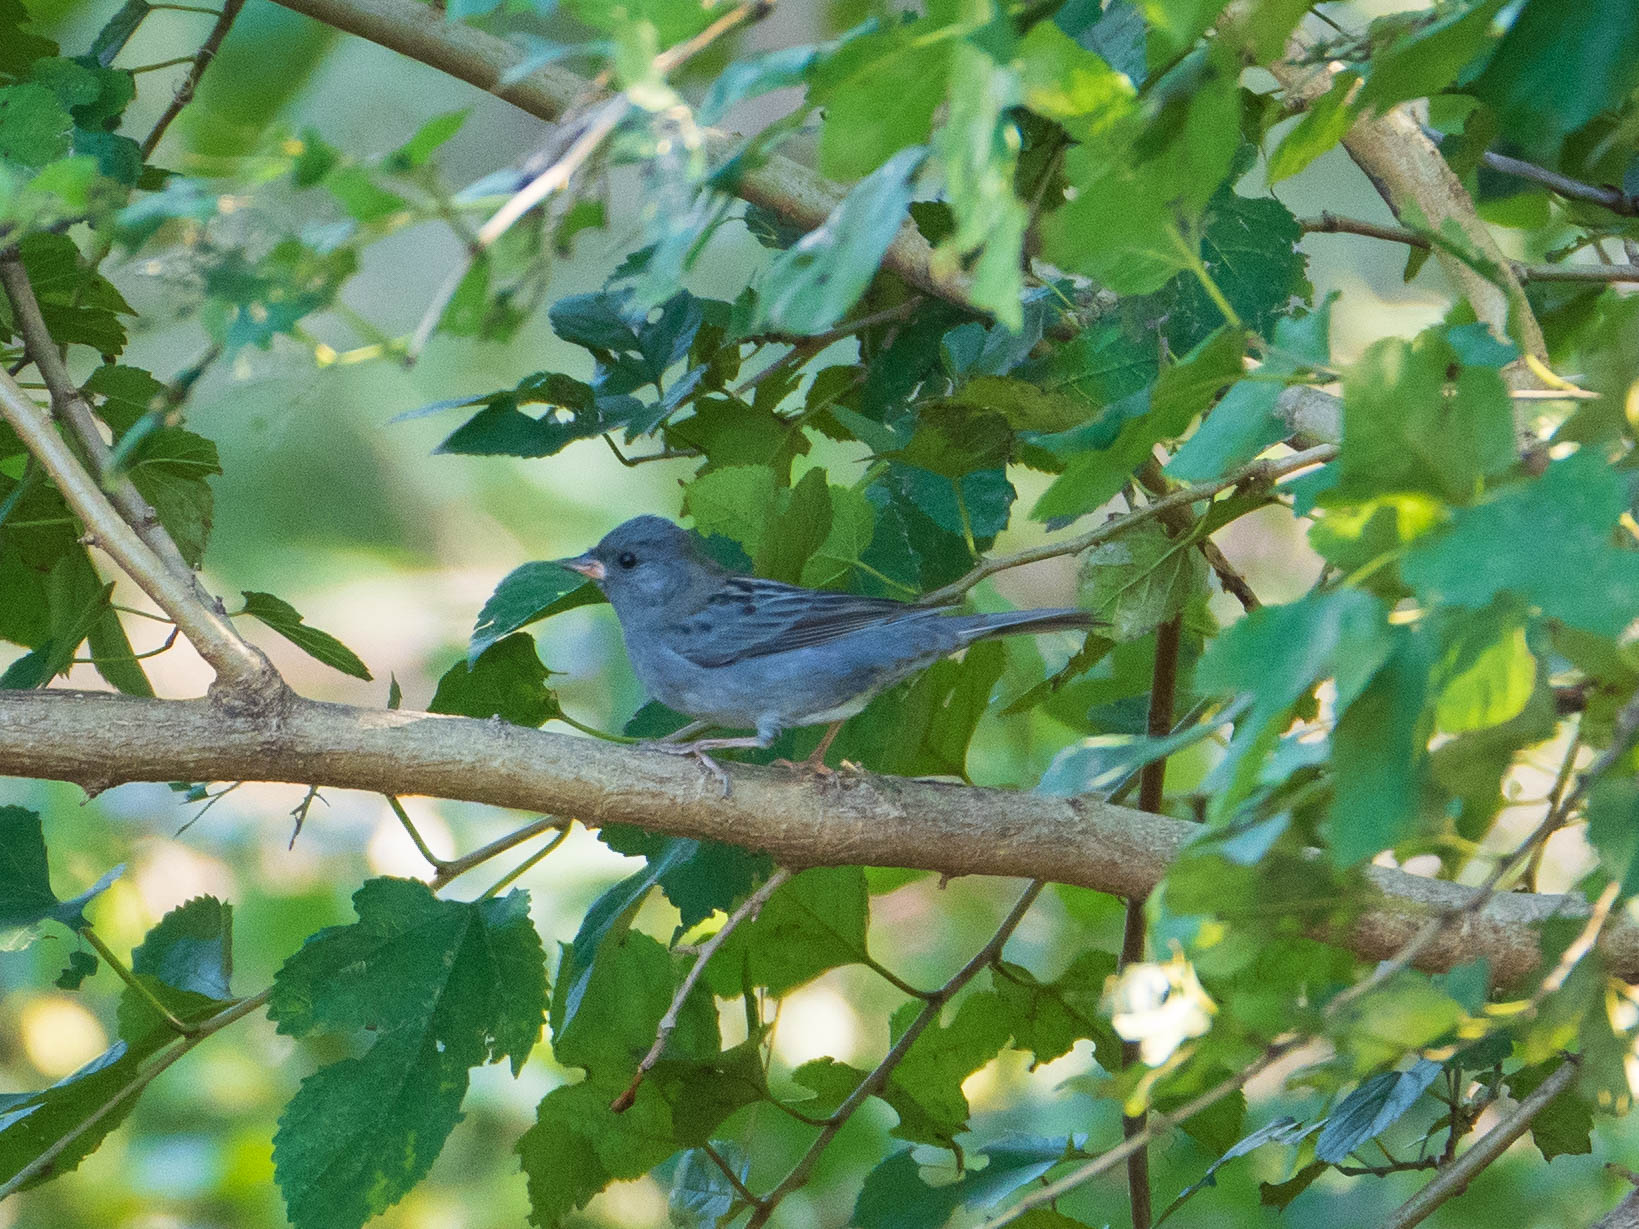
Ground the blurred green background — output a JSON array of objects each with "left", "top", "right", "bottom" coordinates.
[{"left": 3, "top": 0, "right": 1630, "bottom": 1225}]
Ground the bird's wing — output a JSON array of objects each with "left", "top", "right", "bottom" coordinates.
[{"left": 666, "top": 576, "right": 920, "bottom": 668}]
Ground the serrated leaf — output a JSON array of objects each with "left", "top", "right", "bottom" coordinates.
[
  {"left": 1079, "top": 519, "right": 1206, "bottom": 640},
  {"left": 239, "top": 590, "right": 372, "bottom": 681},
  {"left": 598, "top": 826, "right": 773, "bottom": 935},
  {"left": 271, "top": 880, "right": 548, "bottom": 1228},
  {"left": 470, "top": 560, "right": 602, "bottom": 662},
  {"left": 1326, "top": 630, "right": 1431, "bottom": 864},
  {"left": 1402, "top": 450, "right": 1639, "bottom": 637},
  {"left": 702, "top": 867, "right": 872, "bottom": 998}
]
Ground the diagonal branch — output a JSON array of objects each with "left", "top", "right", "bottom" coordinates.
[
  {"left": 0, "top": 253, "right": 198, "bottom": 587},
  {"left": 1267, "top": 30, "right": 1547, "bottom": 366},
  {"left": 264, "top": 0, "right": 973, "bottom": 311},
  {"left": 140, "top": 0, "right": 249, "bottom": 159},
  {"left": 1, "top": 689, "right": 1631, "bottom": 984},
  {"left": 1384, "top": 1054, "right": 1580, "bottom": 1229},
  {"left": 0, "top": 369, "right": 282, "bottom": 701}
]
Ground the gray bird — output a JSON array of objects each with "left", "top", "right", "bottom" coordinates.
[{"left": 556, "top": 515, "right": 1093, "bottom": 789}]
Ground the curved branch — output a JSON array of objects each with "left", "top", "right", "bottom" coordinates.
[
  {"left": 264, "top": 0, "right": 972, "bottom": 311},
  {"left": 0, "top": 689, "right": 1630, "bottom": 985}
]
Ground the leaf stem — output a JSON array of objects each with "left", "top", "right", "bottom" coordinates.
[
  {"left": 80, "top": 926, "right": 195, "bottom": 1037},
  {"left": 385, "top": 793, "right": 449, "bottom": 871},
  {"left": 479, "top": 825, "right": 572, "bottom": 899}
]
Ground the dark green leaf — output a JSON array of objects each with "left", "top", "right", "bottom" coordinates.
[
  {"left": 239, "top": 590, "right": 372, "bottom": 680},
  {"left": 470, "top": 561, "right": 602, "bottom": 662},
  {"left": 1079, "top": 518, "right": 1207, "bottom": 640},
  {"left": 703, "top": 867, "right": 872, "bottom": 998},
  {"left": 1327, "top": 631, "right": 1431, "bottom": 864},
  {"left": 598, "top": 826, "right": 773, "bottom": 934},
  {"left": 854, "top": 1135, "right": 1083, "bottom": 1229},
  {"left": 833, "top": 638, "right": 1008, "bottom": 779},
  {"left": 430, "top": 633, "right": 559, "bottom": 727},
  {"left": 0, "top": 805, "right": 121, "bottom": 936},
  {"left": 1508, "top": 1060, "right": 1593, "bottom": 1160}
]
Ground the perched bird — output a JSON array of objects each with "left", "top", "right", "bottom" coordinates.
[{"left": 556, "top": 515, "right": 1093, "bottom": 790}]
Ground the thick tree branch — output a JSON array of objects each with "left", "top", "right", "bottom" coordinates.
[
  {"left": 0, "top": 369, "right": 282, "bottom": 701},
  {"left": 264, "top": 0, "right": 972, "bottom": 311},
  {"left": 1, "top": 689, "right": 1631, "bottom": 985}
]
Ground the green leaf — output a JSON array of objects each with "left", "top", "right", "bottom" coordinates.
[
  {"left": 1016, "top": 19, "right": 1134, "bottom": 123},
  {"left": 239, "top": 590, "right": 372, "bottom": 680},
  {"left": 1079, "top": 518, "right": 1207, "bottom": 640},
  {"left": 54, "top": 948, "right": 97, "bottom": 990},
  {"left": 0, "top": 1033, "right": 169, "bottom": 1191},
  {"left": 703, "top": 867, "right": 872, "bottom": 998},
  {"left": 882, "top": 991, "right": 1011, "bottom": 1145},
  {"left": 812, "top": 25, "right": 950, "bottom": 181},
  {"left": 386, "top": 108, "right": 466, "bottom": 169},
  {"left": 0, "top": 81, "right": 72, "bottom": 168},
  {"left": 0, "top": 0, "right": 56, "bottom": 77},
  {"left": 429, "top": 371, "right": 643, "bottom": 459},
  {"left": 130, "top": 895, "right": 232, "bottom": 1000},
  {"left": 1361, "top": 0, "right": 1508, "bottom": 112},
  {"left": 1153, "top": 188, "right": 1312, "bottom": 348},
  {"left": 124, "top": 426, "right": 221, "bottom": 569},
  {"left": 854, "top": 1135, "right": 1084, "bottom": 1229},
  {"left": 1033, "top": 326, "right": 1246, "bottom": 523},
  {"left": 1508, "top": 1060, "right": 1593, "bottom": 1160},
  {"left": 1468, "top": 0, "right": 1639, "bottom": 162},
  {"left": 1197, "top": 589, "right": 1393, "bottom": 807},
  {"left": 754, "top": 147, "right": 924, "bottom": 335},
  {"left": 832, "top": 638, "right": 1008, "bottom": 779},
  {"left": 0, "top": 805, "right": 121, "bottom": 937},
  {"left": 1313, "top": 1059, "right": 1442, "bottom": 1163},
  {"left": 117, "top": 896, "right": 235, "bottom": 1044},
  {"left": 598, "top": 826, "right": 773, "bottom": 934},
  {"left": 936, "top": 44, "right": 1027, "bottom": 329},
  {"left": 271, "top": 880, "right": 548, "bottom": 1229},
  {"left": 469, "top": 561, "right": 601, "bottom": 662},
  {"left": 1586, "top": 779, "right": 1639, "bottom": 898},
  {"left": 1402, "top": 449, "right": 1639, "bottom": 637},
  {"left": 4, "top": 232, "right": 132, "bottom": 357},
  {"left": 1433, "top": 606, "right": 1535, "bottom": 734},
  {"left": 1333, "top": 328, "right": 1515, "bottom": 505},
  {"left": 993, "top": 951, "right": 1122, "bottom": 1068},
  {"left": 430, "top": 633, "right": 559, "bottom": 727},
  {"left": 1268, "top": 72, "right": 1359, "bottom": 182},
  {"left": 1326, "top": 630, "right": 1431, "bottom": 865}
]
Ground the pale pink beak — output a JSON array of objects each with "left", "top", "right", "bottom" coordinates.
[{"left": 555, "top": 553, "right": 606, "bottom": 581}]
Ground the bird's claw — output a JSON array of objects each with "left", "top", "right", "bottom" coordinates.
[{"left": 644, "top": 740, "right": 733, "bottom": 797}]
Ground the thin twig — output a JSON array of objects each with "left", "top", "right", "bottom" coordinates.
[
  {"left": 1384, "top": 1055, "right": 1580, "bottom": 1229},
  {"left": 983, "top": 1037, "right": 1300, "bottom": 1227},
  {"left": 917, "top": 446, "right": 1335, "bottom": 607},
  {"left": 1118, "top": 615, "right": 1182, "bottom": 1229},
  {"left": 80, "top": 927, "right": 195, "bottom": 1036},
  {"left": 479, "top": 824, "right": 572, "bottom": 898},
  {"left": 1478, "top": 149, "right": 1638, "bottom": 218},
  {"left": 0, "top": 365, "right": 281, "bottom": 697},
  {"left": 0, "top": 254, "right": 198, "bottom": 587},
  {"left": 386, "top": 793, "right": 450, "bottom": 871},
  {"left": 0, "top": 988, "right": 271, "bottom": 1200},
  {"left": 1300, "top": 214, "right": 1639, "bottom": 283},
  {"left": 428, "top": 815, "right": 567, "bottom": 889},
  {"left": 749, "top": 881, "right": 1046, "bottom": 1229},
  {"left": 611, "top": 866, "right": 793, "bottom": 1112},
  {"left": 1529, "top": 879, "right": 1621, "bottom": 1010},
  {"left": 140, "top": 0, "right": 247, "bottom": 158}
]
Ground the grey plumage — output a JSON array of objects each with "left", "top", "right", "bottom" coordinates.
[{"left": 557, "top": 515, "right": 1093, "bottom": 748}]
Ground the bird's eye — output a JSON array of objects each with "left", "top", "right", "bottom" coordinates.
[{"left": 617, "top": 551, "right": 638, "bottom": 570}]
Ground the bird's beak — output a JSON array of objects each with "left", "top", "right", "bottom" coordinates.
[{"left": 554, "top": 553, "right": 606, "bottom": 581}]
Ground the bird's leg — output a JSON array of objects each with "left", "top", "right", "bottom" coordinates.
[
  {"left": 654, "top": 719, "right": 713, "bottom": 744},
  {"left": 646, "top": 734, "right": 767, "bottom": 797},
  {"left": 772, "top": 720, "right": 846, "bottom": 781}
]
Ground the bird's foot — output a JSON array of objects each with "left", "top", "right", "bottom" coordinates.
[
  {"left": 771, "top": 754, "right": 840, "bottom": 785},
  {"left": 643, "top": 735, "right": 764, "bottom": 798}
]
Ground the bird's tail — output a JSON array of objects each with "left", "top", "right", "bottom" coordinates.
[{"left": 943, "top": 607, "right": 1099, "bottom": 644}]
